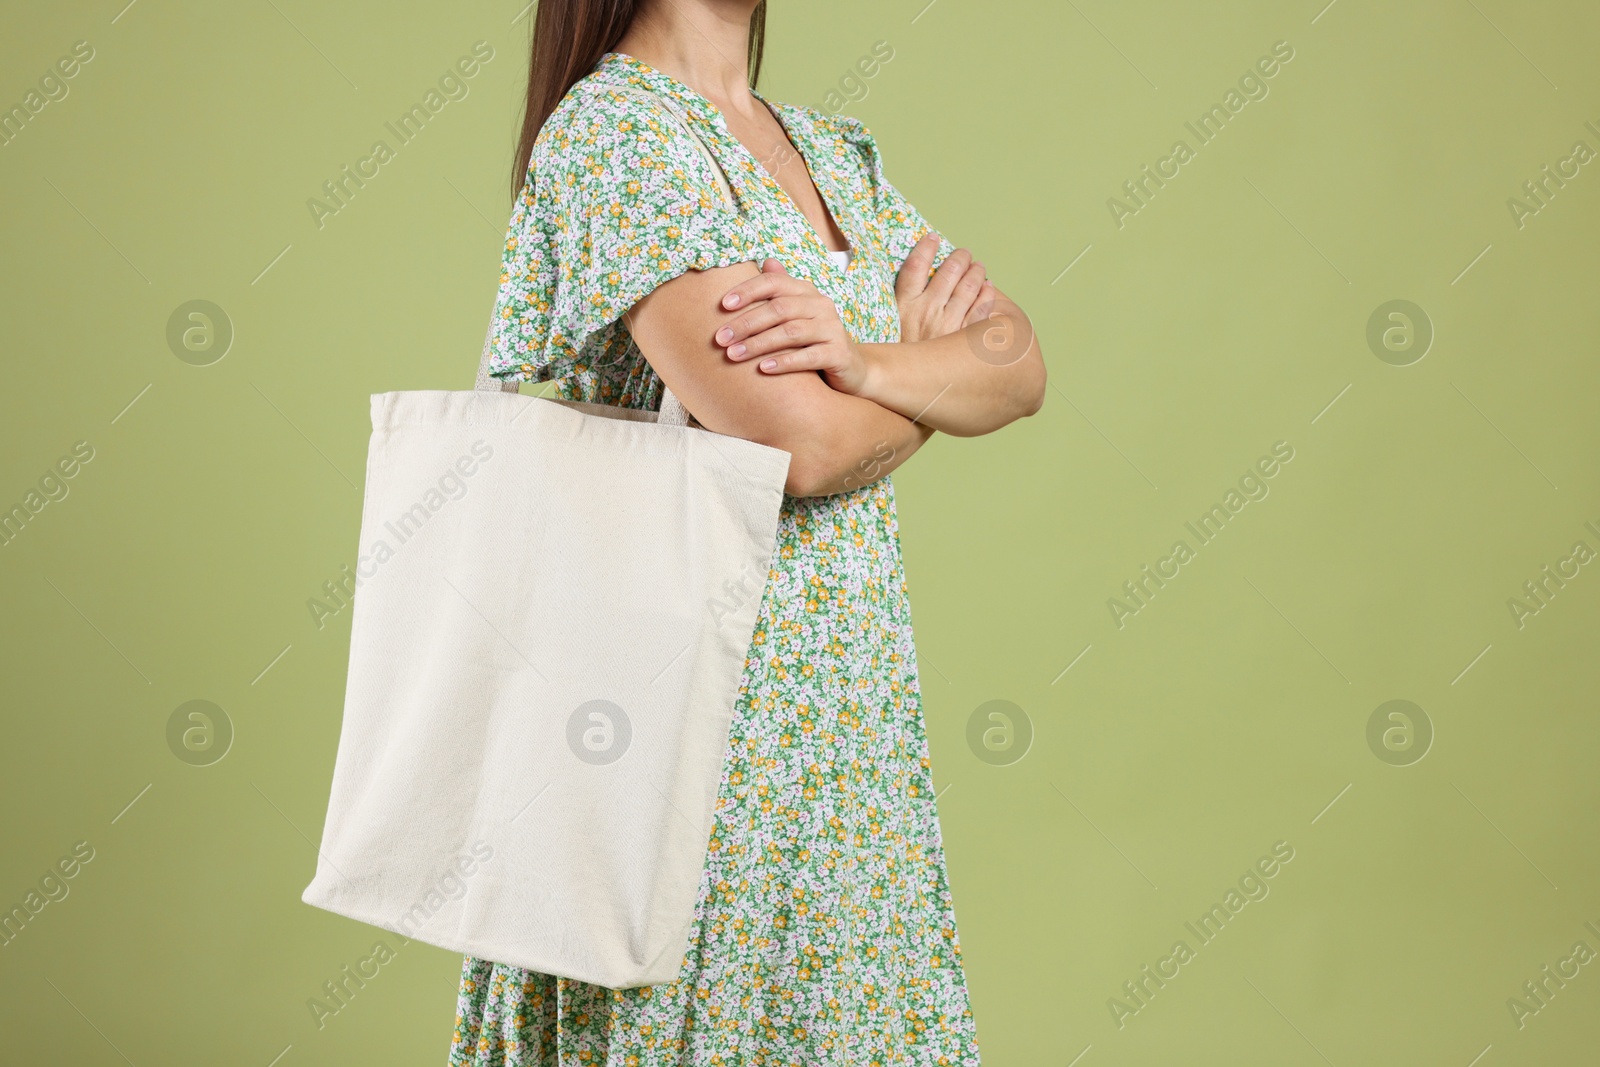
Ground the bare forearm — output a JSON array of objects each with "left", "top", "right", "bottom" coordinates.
[
  {"left": 790, "top": 392, "right": 934, "bottom": 497},
  {"left": 627, "top": 262, "right": 935, "bottom": 498},
  {"left": 857, "top": 295, "right": 1047, "bottom": 437}
]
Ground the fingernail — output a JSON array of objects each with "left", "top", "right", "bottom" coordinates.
[
  {"left": 759, "top": 359, "right": 777, "bottom": 371},
  {"left": 729, "top": 343, "right": 746, "bottom": 358},
  {"left": 724, "top": 294, "right": 740, "bottom": 308},
  {"left": 715, "top": 327, "right": 733, "bottom": 344}
]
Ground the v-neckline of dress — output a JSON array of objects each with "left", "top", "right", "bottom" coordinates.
[{"left": 598, "top": 52, "right": 857, "bottom": 273}]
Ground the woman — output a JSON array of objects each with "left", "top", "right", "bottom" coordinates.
[{"left": 453, "top": 0, "right": 1046, "bottom": 1062}]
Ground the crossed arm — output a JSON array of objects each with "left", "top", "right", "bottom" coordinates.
[{"left": 625, "top": 232, "right": 1047, "bottom": 497}]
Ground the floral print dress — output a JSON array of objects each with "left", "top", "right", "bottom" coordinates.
[{"left": 451, "top": 52, "right": 979, "bottom": 1067}]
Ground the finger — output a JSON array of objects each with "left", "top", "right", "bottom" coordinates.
[
  {"left": 754, "top": 344, "right": 838, "bottom": 375},
  {"left": 934, "top": 262, "right": 985, "bottom": 337},
  {"left": 946, "top": 260, "right": 987, "bottom": 325},
  {"left": 727, "top": 317, "right": 837, "bottom": 361},
  {"left": 761, "top": 257, "right": 788, "bottom": 274},
  {"left": 924, "top": 247, "right": 973, "bottom": 307},
  {"left": 964, "top": 281, "right": 998, "bottom": 328},
  {"left": 895, "top": 231, "right": 941, "bottom": 301},
  {"left": 715, "top": 294, "right": 829, "bottom": 347},
  {"left": 720, "top": 269, "right": 810, "bottom": 311}
]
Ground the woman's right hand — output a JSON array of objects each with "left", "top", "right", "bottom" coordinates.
[{"left": 894, "top": 232, "right": 995, "bottom": 344}]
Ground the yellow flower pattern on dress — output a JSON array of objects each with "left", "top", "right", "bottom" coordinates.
[{"left": 452, "top": 52, "right": 977, "bottom": 1067}]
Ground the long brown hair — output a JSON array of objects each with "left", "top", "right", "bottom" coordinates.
[{"left": 511, "top": 0, "right": 766, "bottom": 201}]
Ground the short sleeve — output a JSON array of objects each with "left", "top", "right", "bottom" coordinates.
[
  {"left": 829, "top": 113, "right": 956, "bottom": 279},
  {"left": 484, "top": 87, "right": 761, "bottom": 384}
]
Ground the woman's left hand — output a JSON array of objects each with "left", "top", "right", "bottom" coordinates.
[
  {"left": 714, "top": 259, "right": 867, "bottom": 395},
  {"left": 896, "top": 232, "right": 994, "bottom": 344}
]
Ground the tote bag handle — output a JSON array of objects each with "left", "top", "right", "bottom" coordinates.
[{"left": 473, "top": 86, "right": 739, "bottom": 430}]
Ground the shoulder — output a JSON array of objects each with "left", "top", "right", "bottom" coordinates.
[
  {"left": 766, "top": 101, "right": 890, "bottom": 195},
  {"left": 528, "top": 75, "right": 708, "bottom": 187},
  {"left": 768, "top": 100, "right": 878, "bottom": 155},
  {"left": 512, "top": 76, "right": 736, "bottom": 232},
  {"left": 774, "top": 103, "right": 945, "bottom": 263}
]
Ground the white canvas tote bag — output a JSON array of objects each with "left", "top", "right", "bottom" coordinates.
[
  {"left": 302, "top": 339, "right": 788, "bottom": 988},
  {"left": 302, "top": 92, "right": 788, "bottom": 984}
]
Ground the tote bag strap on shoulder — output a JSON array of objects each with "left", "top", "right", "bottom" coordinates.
[
  {"left": 472, "top": 305, "right": 694, "bottom": 428},
  {"left": 473, "top": 86, "right": 740, "bottom": 429}
]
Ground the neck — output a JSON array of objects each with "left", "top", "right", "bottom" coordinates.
[{"left": 613, "top": 0, "right": 760, "bottom": 116}]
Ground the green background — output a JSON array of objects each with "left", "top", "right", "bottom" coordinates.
[{"left": 2, "top": 0, "right": 1597, "bottom": 1063}]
